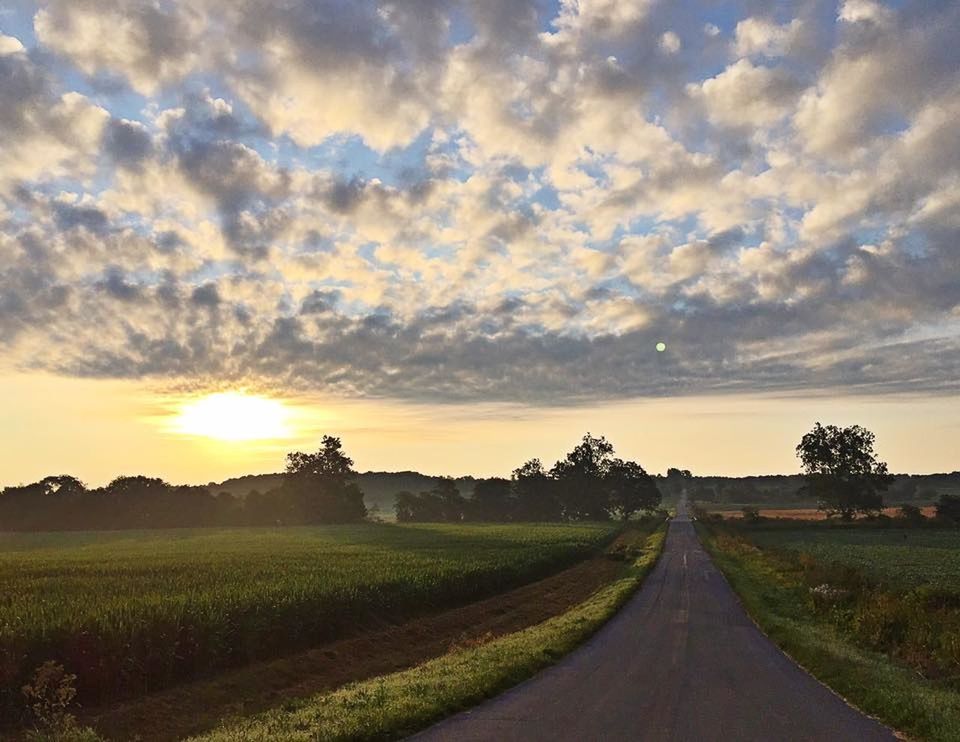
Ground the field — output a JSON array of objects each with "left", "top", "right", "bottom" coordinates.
[
  {"left": 0, "top": 523, "right": 615, "bottom": 716},
  {"left": 701, "top": 522, "right": 960, "bottom": 741},
  {"left": 711, "top": 506, "right": 938, "bottom": 521},
  {"left": 747, "top": 527, "right": 960, "bottom": 588},
  {"left": 191, "top": 525, "right": 667, "bottom": 742}
]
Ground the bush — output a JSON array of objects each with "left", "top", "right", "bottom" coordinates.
[
  {"left": 741, "top": 506, "right": 761, "bottom": 524},
  {"left": 936, "top": 494, "right": 960, "bottom": 525},
  {"left": 898, "top": 503, "right": 926, "bottom": 524},
  {"left": 21, "top": 661, "right": 102, "bottom": 742}
]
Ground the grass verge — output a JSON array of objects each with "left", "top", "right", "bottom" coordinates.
[
  {"left": 190, "top": 523, "right": 667, "bottom": 742},
  {"left": 698, "top": 523, "right": 960, "bottom": 742}
]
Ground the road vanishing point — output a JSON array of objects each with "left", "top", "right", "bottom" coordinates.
[{"left": 412, "top": 499, "right": 895, "bottom": 742}]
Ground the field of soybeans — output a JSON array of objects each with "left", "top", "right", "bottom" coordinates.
[
  {"left": 747, "top": 528, "right": 960, "bottom": 588},
  {"left": 0, "top": 522, "right": 615, "bottom": 715}
]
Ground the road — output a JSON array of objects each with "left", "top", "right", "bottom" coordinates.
[{"left": 412, "top": 500, "right": 895, "bottom": 741}]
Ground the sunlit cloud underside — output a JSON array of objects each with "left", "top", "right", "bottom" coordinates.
[{"left": 0, "top": 0, "right": 958, "bottom": 406}]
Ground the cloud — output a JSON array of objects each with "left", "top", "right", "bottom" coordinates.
[
  {"left": 34, "top": 0, "right": 203, "bottom": 94},
  {"left": 0, "top": 35, "right": 25, "bottom": 55},
  {"left": 103, "top": 119, "right": 153, "bottom": 167},
  {"left": 690, "top": 59, "right": 804, "bottom": 128},
  {"left": 0, "top": 0, "right": 957, "bottom": 404},
  {"left": 0, "top": 49, "right": 108, "bottom": 191},
  {"left": 733, "top": 17, "right": 803, "bottom": 58},
  {"left": 659, "top": 31, "right": 681, "bottom": 55}
]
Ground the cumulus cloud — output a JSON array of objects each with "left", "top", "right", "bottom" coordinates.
[
  {"left": 733, "top": 17, "right": 804, "bottom": 58},
  {"left": 34, "top": 0, "right": 203, "bottom": 94},
  {"left": 690, "top": 59, "right": 804, "bottom": 128},
  {"left": 0, "top": 48, "right": 109, "bottom": 191},
  {"left": 0, "top": 0, "right": 958, "bottom": 403}
]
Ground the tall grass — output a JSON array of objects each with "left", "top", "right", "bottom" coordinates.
[{"left": 0, "top": 523, "right": 615, "bottom": 715}]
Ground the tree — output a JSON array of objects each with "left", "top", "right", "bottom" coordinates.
[
  {"left": 898, "top": 503, "right": 926, "bottom": 524},
  {"left": 661, "top": 468, "right": 693, "bottom": 498},
  {"left": 282, "top": 436, "right": 366, "bottom": 523},
  {"left": 796, "top": 423, "right": 893, "bottom": 520},
  {"left": 512, "top": 459, "right": 561, "bottom": 521},
  {"left": 35, "top": 475, "right": 86, "bottom": 498},
  {"left": 103, "top": 475, "right": 172, "bottom": 527},
  {"left": 606, "top": 458, "right": 661, "bottom": 521},
  {"left": 394, "top": 490, "right": 421, "bottom": 522},
  {"left": 469, "top": 477, "right": 513, "bottom": 521},
  {"left": 935, "top": 494, "right": 960, "bottom": 525},
  {"left": 551, "top": 433, "right": 615, "bottom": 520},
  {"left": 393, "top": 479, "right": 466, "bottom": 522},
  {"left": 431, "top": 478, "right": 466, "bottom": 522}
]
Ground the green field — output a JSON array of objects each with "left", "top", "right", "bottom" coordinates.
[
  {"left": 0, "top": 523, "right": 615, "bottom": 714},
  {"left": 703, "top": 523, "right": 960, "bottom": 741},
  {"left": 192, "top": 525, "right": 667, "bottom": 742},
  {"left": 747, "top": 528, "right": 960, "bottom": 588}
]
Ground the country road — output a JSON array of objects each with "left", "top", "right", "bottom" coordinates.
[{"left": 412, "top": 500, "right": 895, "bottom": 741}]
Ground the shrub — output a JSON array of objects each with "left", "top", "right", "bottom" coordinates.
[
  {"left": 21, "top": 661, "right": 102, "bottom": 742},
  {"left": 936, "top": 494, "right": 960, "bottom": 524},
  {"left": 741, "top": 506, "right": 761, "bottom": 524},
  {"left": 898, "top": 503, "right": 925, "bottom": 523}
]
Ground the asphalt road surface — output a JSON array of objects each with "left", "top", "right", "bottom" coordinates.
[{"left": 412, "top": 500, "right": 895, "bottom": 742}]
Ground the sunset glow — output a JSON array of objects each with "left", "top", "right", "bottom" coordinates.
[
  {"left": 171, "top": 392, "right": 293, "bottom": 442},
  {"left": 0, "top": 0, "right": 958, "bottom": 485}
]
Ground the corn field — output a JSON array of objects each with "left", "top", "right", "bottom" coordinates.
[{"left": 0, "top": 522, "right": 615, "bottom": 713}]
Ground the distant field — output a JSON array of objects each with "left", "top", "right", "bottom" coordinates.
[
  {"left": 704, "top": 502, "right": 821, "bottom": 512},
  {"left": 713, "top": 506, "right": 937, "bottom": 520},
  {"left": 747, "top": 528, "right": 960, "bottom": 588},
  {"left": 0, "top": 523, "right": 614, "bottom": 713}
]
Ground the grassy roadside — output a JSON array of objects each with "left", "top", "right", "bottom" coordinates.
[
  {"left": 697, "top": 523, "right": 960, "bottom": 742},
  {"left": 190, "top": 523, "right": 667, "bottom": 742}
]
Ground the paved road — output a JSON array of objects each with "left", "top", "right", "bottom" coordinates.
[{"left": 413, "top": 501, "right": 895, "bottom": 742}]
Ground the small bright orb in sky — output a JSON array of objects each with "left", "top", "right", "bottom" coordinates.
[
  {"left": 172, "top": 392, "right": 292, "bottom": 441},
  {"left": 656, "top": 342, "right": 667, "bottom": 352}
]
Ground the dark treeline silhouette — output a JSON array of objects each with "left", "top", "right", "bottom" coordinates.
[
  {"left": 668, "top": 470, "right": 960, "bottom": 506},
  {"left": 395, "top": 434, "right": 662, "bottom": 523},
  {"left": 212, "top": 470, "right": 480, "bottom": 513},
  {"left": 0, "top": 436, "right": 366, "bottom": 531}
]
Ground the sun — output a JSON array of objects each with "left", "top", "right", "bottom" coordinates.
[{"left": 171, "top": 392, "right": 293, "bottom": 441}]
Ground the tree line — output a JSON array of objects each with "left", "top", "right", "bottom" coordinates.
[
  {"left": 395, "top": 433, "right": 662, "bottom": 522},
  {"left": 0, "top": 433, "right": 663, "bottom": 531},
  {"left": 0, "top": 436, "right": 365, "bottom": 531}
]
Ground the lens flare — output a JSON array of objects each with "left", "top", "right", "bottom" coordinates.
[{"left": 656, "top": 342, "right": 667, "bottom": 352}]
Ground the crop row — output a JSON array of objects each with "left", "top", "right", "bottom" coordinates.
[
  {"left": 0, "top": 522, "right": 615, "bottom": 715},
  {"left": 747, "top": 528, "right": 960, "bottom": 588}
]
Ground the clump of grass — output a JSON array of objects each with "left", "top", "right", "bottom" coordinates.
[{"left": 191, "top": 524, "right": 667, "bottom": 742}]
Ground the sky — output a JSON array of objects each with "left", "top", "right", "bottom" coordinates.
[{"left": 1, "top": 0, "right": 959, "bottom": 486}]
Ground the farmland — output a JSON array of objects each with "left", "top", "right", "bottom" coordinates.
[
  {"left": 700, "top": 522, "right": 960, "bottom": 741},
  {"left": 709, "top": 506, "right": 938, "bottom": 521},
  {"left": 747, "top": 527, "right": 960, "bottom": 588},
  {"left": 0, "top": 522, "right": 615, "bottom": 716}
]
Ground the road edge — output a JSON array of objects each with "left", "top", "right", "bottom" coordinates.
[{"left": 189, "top": 522, "right": 669, "bottom": 742}]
